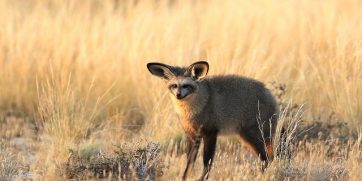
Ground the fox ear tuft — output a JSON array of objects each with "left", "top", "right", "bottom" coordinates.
[
  {"left": 147, "top": 62, "right": 174, "bottom": 80},
  {"left": 189, "top": 61, "right": 209, "bottom": 80}
]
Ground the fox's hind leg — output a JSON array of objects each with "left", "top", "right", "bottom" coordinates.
[{"left": 238, "top": 129, "right": 273, "bottom": 170}]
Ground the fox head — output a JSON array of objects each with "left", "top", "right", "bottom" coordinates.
[{"left": 147, "top": 61, "right": 209, "bottom": 100}]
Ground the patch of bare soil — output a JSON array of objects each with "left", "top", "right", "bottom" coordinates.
[{"left": 0, "top": 115, "right": 38, "bottom": 180}]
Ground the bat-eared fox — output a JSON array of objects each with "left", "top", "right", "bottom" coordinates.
[{"left": 147, "top": 61, "right": 286, "bottom": 180}]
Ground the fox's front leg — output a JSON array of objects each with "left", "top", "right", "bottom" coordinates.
[
  {"left": 182, "top": 134, "right": 201, "bottom": 181},
  {"left": 199, "top": 130, "right": 218, "bottom": 181}
]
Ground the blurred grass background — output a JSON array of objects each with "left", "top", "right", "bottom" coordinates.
[{"left": 0, "top": 0, "right": 361, "bottom": 179}]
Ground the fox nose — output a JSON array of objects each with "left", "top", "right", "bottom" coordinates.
[{"left": 176, "top": 93, "right": 182, "bottom": 99}]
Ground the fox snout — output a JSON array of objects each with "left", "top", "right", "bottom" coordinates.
[
  {"left": 176, "top": 92, "right": 184, "bottom": 99},
  {"left": 174, "top": 86, "right": 192, "bottom": 100}
]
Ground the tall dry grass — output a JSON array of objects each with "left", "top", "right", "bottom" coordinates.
[{"left": 0, "top": 0, "right": 361, "bottom": 179}]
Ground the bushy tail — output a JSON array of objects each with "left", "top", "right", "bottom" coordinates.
[{"left": 276, "top": 127, "right": 291, "bottom": 160}]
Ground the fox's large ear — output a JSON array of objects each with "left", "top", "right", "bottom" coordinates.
[
  {"left": 188, "top": 61, "right": 209, "bottom": 80},
  {"left": 147, "top": 62, "right": 175, "bottom": 80}
]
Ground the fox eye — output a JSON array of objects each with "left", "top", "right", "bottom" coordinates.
[
  {"left": 182, "top": 85, "right": 192, "bottom": 89},
  {"left": 169, "top": 84, "right": 177, "bottom": 89}
]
